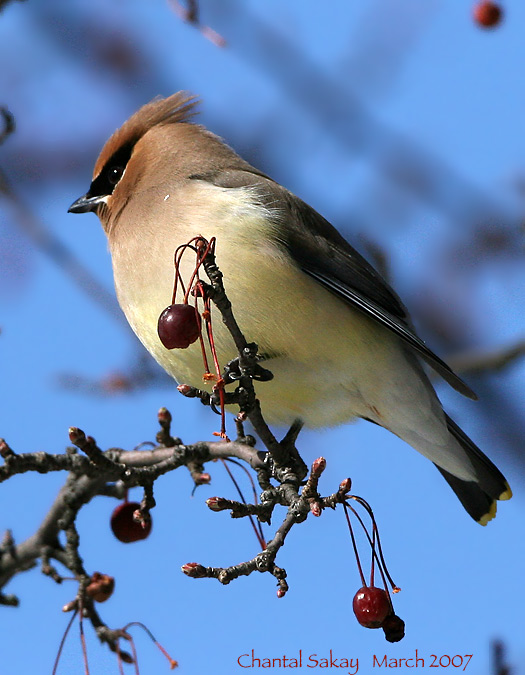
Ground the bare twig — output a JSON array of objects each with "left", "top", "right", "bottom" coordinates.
[
  {"left": 168, "top": 0, "right": 227, "bottom": 47},
  {"left": 492, "top": 640, "right": 511, "bottom": 675},
  {"left": 445, "top": 340, "right": 525, "bottom": 375},
  {"left": 0, "top": 169, "right": 125, "bottom": 326},
  {"left": 0, "top": 107, "right": 15, "bottom": 144}
]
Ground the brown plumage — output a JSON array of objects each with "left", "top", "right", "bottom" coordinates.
[
  {"left": 69, "top": 92, "right": 512, "bottom": 525},
  {"left": 93, "top": 93, "right": 199, "bottom": 178}
]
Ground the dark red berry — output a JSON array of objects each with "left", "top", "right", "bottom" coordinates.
[
  {"left": 473, "top": 2, "right": 503, "bottom": 28},
  {"left": 157, "top": 303, "right": 201, "bottom": 349},
  {"left": 382, "top": 614, "right": 405, "bottom": 643},
  {"left": 352, "top": 586, "right": 391, "bottom": 628},
  {"left": 110, "top": 501, "right": 152, "bottom": 543}
]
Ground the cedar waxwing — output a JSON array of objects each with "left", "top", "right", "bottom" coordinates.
[{"left": 69, "top": 92, "right": 512, "bottom": 525}]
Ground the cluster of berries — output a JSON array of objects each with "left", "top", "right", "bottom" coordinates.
[{"left": 353, "top": 586, "right": 404, "bottom": 642}]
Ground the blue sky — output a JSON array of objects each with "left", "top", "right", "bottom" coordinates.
[{"left": 1, "top": 1, "right": 524, "bottom": 674}]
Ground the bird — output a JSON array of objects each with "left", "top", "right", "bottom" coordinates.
[{"left": 69, "top": 92, "right": 511, "bottom": 525}]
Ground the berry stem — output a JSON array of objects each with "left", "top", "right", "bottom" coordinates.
[
  {"left": 130, "top": 638, "right": 140, "bottom": 675},
  {"left": 171, "top": 242, "right": 193, "bottom": 304},
  {"left": 370, "top": 524, "right": 376, "bottom": 587},
  {"left": 224, "top": 457, "right": 260, "bottom": 505},
  {"left": 116, "top": 648, "right": 126, "bottom": 675},
  {"left": 221, "top": 458, "right": 267, "bottom": 550},
  {"left": 350, "top": 496, "right": 399, "bottom": 592},
  {"left": 345, "top": 499, "right": 393, "bottom": 602},
  {"left": 52, "top": 608, "right": 79, "bottom": 675},
  {"left": 78, "top": 604, "right": 90, "bottom": 675},
  {"left": 123, "top": 622, "right": 178, "bottom": 670},
  {"left": 343, "top": 501, "right": 367, "bottom": 587},
  {"left": 225, "top": 457, "right": 267, "bottom": 547},
  {"left": 185, "top": 237, "right": 216, "bottom": 304}
]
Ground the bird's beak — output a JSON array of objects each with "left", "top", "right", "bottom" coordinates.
[{"left": 68, "top": 194, "right": 105, "bottom": 214}]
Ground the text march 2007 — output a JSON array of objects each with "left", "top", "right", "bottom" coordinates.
[{"left": 236, "top": 649, "right": 474, "bottom": 673}]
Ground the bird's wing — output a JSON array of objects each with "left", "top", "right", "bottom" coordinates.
[{"left": 195, "top": 169, "right": 476, "bottom": 400}]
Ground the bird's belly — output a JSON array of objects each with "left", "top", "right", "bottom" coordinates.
[{"left": 108, "top": 183, "right": 409, "bottom": 427}]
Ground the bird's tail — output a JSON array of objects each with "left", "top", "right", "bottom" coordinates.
[{"left": 434, "top": 414, "right": 512, "bottom": 525}]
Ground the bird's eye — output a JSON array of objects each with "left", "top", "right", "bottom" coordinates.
[{"left": 107, "top": 166, "right": 124, "bottom": 186}]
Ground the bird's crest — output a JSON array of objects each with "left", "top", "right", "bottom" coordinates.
[{"left": 93, "top": 92, "right": 199, "bottom": 179}]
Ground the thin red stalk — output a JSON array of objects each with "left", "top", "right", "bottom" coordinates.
[
  {"left": 371, "top": 519, "right": 398, "bottom": 591},
  {"left": 189, "top": 281, "right": 211, "bottom": 374},
  {"left": 172, "top": 242, "right": 196, "bottom": 304},
  {"left": 344, "top": 501, "right": 394, "bottom": 610},
  {"left": 350, "top": 496, "right": 399, "bottom": 591},
  {"left": 171, "top": 236, "right": 212, "bottom": 304},
  {"left": 345, "top": 499, "right": 391, "bottom": 598},
  {"left": 221, "top": 458, "right": 267, "bottom": 550},
  {"left": 193, "top": 237, "right": 216, "bottom": 279},
  {"left": 78, "top": 608, "right": 90, "bottom": 675},
  {"left": 171, "top": 236, "right": 222, "bottom": 385},
  {"left": 122, "top": 622, "right": 177, "bottom": 669},
  {"left": 205, "top": 302, "right": 222, "bottom": 376},
  {"left": 130, "top": 637, "right": 140, "bottom": 675},
  {"left": 342, "top": 501, "right": 366, "bottom": 587},
  {"left": 123, "top": 621, "right": 156, "bottom": 640},
  {"left": 194, "top": 297, "right": 212, "bottom": 375},
  {"left": 154, "top": 642, "right": 176, "bottom": 669},
  {"left": 223, "top": 458, "right": 260, "bottom": 505},
  {"left": 197, "top": 323, "right": 212, "bottom": 375},
  {"left": 224, "top": 457, "right": 266, "bottom": 546},
  {"left": 201, "top": 290, "right": 229, "bottom": 437},
  {"left": 116, "top": 635, "right": 139, "bottom": 675},
  {"left": 370, "top": 523, "right": 376, "bottom": 587},
  {"left": 182, "top": 236, "right": 215, "bottom": 304},
  {"left": 52, "top": 608, "right": 78, "bottom": 675},
  {"left": 116, "top": 646, "right": 125, "bottom": 675}
]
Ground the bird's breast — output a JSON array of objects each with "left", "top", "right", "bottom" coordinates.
[{"left": 107, "top": 181, "right": 406, "bottom": 426}]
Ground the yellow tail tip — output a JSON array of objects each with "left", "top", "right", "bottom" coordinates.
[
  {"left": 499, "top": 482, "right": 512, "bottom": 501},
  {"left": 477, "top": 482, "right": 512, "bottom": 525},
  {"left": 477, "top": 500, "right": 497, "bottom": 526}
]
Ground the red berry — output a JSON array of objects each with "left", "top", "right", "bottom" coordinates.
[
  {"left": 352, "top": 586, "right": 391, "bottom": 628},
  {"left": 473, "top": 2, "right": 503, "bottom": 28},
  {"left": 110, "top": 502, "right": 152, "bottom": 543},
  {"left": 382, "top": 614, "right": 405, "bottom": 643},
  {"left": 157, "top": 303, "right": 201, "bottom": 349}
]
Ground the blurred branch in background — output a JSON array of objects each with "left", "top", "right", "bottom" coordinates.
[
  {"left": 0, "top": 176, "right": 125, "bottom": 325},
  {"left": 0, "top": 0, "right": 24, "bottom": 12},
  {"left": 0, "top": 109, "right": 124, "bottom": 326},
  {"left": 57, "top": 352, "right": 172, "bottom": 395},
  {"left": 168, "top": 0, "right": 226, "bottom": 47},
  {"left": 446, "top": 340, "right": 525, "bottom": 377},
  {"left": 0, "top": 106, "right": 14, "bottom": 142},
  {"left": 337, "top": 0, "right": 440, "bottom": 102},
  {"left": 492, "top": 640, "right": 512, "bottom": 675},
  {"left": 205, "top": 0, "right": 515, "bottom": 226}
]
